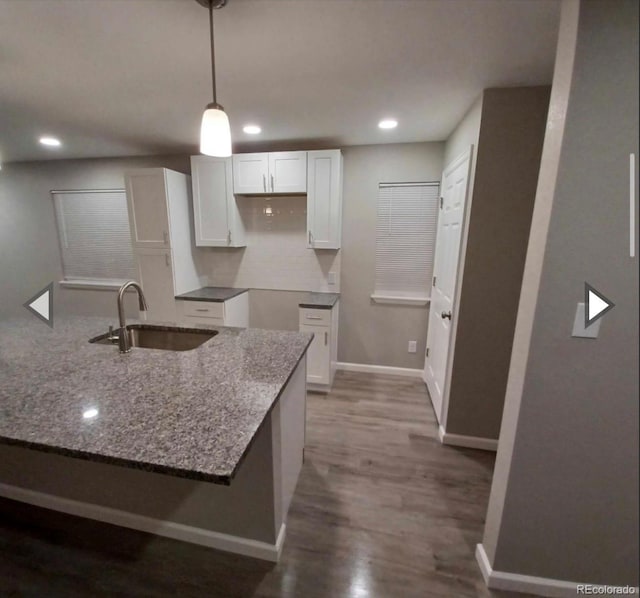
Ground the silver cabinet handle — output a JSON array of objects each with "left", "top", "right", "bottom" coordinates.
[
  {"left": 195, "top": 308, "right": 209, "bottom": 313},
  {"left": 262, "top": 174, "right": 266, "bottom": 192},
  {"left": 308, "top": 230, "right": 314, "bottom": 245},
  {"left": 271, "top": 174, "right": 275, "bottom": 192},
  {"left": 306, "top": 315, "right": 323, "bottom": 320},
  {"left": 228, "top": 230, "right": 231, "bottom": 245},
  {"left": 163, "top": 230, "right": 168, "bottom": 244},
  {"left": 165, "top": 253, "right": 170, "bottom": 267},
  {"left": 441, "top": 311, "right": 452, "bottom": 320},
  {"left": 324, "top": 331, "right": 328, "bottom": 345}
]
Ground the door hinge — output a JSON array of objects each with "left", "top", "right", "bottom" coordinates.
[
  {"left": 440, "top": 197, "right": 443, "bottom": 209},
  {"left": 433, "top": 276, "right": 436, "bottom": 287},
  {"left": 426, "top": 347, "right": 430, "bottom": 357}
]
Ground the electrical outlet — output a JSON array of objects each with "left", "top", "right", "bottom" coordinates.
[
  {"left": 408, "top": 340, "right": 417, "bottom": 353},
  {"left": 328, "top": 271, "right": 337, "bottom": 285}
]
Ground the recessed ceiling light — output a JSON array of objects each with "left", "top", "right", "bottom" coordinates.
[
  {"left": 39, "top": 136, "right": 62, "bottom": 147},
  {"left": 243, "top": 125, "right": 262, "bottom": 135},
  {"left": 378, "top": 119, "right": 398, "bottom": 130}
]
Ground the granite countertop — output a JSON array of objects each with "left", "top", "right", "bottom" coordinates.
[
  {"left": 0, "top": 317, "right": 311, "bottom": 485},
  {"left": 175, "top": 287, "right": 249, "bottom": 302},
  {"left": 299, "top": 292, "right": 340, "bottom": 310}
]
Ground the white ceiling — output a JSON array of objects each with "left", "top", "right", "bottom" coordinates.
[{"left": 0, "top": 0, "right": 560, "bottom": 164}]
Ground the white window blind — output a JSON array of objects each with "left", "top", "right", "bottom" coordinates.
[
  {"left": 373, "top": 182, "right": 440, "bottom": 304},
  {"left": 52, "top": 189, "right": 136, "bottom": 285}
]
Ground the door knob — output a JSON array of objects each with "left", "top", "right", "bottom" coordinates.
[{"left": 441, "top": 311, "right": 452, "bottom": 320}]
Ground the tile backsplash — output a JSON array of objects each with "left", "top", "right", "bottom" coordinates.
[{"left": 205, "top": 196, "right": 340, "bottom": 292}]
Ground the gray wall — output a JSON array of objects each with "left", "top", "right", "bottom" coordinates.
[
  {"left": 0, "top": 155, "right": 190, "bottom": 320},
  {"left": 339, "top": 142, "right": 445, "bottom": 368},
  {"left": 483, "top": 0, "right": 639, "bottom": 586},
  {"left": 443, "top": 93, "right": 482, "bottom": 174},
  {"left": 1, "top": 145, "right": 444, "bottom": 373},
  {"left": 446, "top": 87, "right": 550, "bottom": 439},
  {"left": 249, "top": 289, "right": 306, "bottom": 331},
  {"left": 246, "top": 142, "right": 446, "bottom": 369}
]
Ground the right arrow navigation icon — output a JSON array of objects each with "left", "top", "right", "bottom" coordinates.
[{"left": 585, "top": 283, "right": 615, "bottom": 328}]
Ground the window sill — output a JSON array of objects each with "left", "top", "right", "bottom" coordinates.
[
  {"left": 370, "top": 294, "right": 430, "bottom": 306},
  {"left": 59, "top": 280, "right": 132, "bottom": 291}
]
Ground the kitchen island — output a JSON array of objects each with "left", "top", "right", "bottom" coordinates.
[{"left": 0, "top": 316, "right": 312, "bottom": 561}]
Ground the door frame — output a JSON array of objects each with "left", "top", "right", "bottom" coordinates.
[{"left": 426, "top": 145, "right": 475, "bottom": 429}]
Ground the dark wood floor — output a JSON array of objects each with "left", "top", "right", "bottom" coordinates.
[{"left": 0, "top": 371, "right": 528, "bottom": 597}]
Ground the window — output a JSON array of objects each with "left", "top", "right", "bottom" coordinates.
[
  {"left": 372, "top": 182, "right": 440, "bottom": 305},
  {"left": 52, "top": 189, "right": 136, "bottom": 288}
]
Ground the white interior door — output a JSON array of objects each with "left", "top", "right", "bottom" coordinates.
[{"left": 423, "top": 147, "right": 473, "bottom": 423}]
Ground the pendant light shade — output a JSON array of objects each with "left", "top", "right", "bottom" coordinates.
[
  {"left": 199, "top": 0, "right": 231, "bottom": 157},
  {"left": 200, "top": 102, "right": 231, "bottom": 157}
]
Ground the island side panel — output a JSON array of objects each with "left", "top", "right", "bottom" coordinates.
[
  {"left": 271, "top": 355, "right": 307, "bottom": 529},
  {"left": 224, "top": 292, "right": 250, "bottom": 327},
  {"left": 0, "top": 415, "right": 278, "bottom": 545}
]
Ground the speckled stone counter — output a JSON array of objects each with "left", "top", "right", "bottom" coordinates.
[
  {"left": 175, "top": 287, "right": 249, "bottom": 302},
  {"left": 0, "top": 316, "right": 311, "bottom": 485},
  {"left": 299, "top": 292, "right": 340, "bottom": 310}
]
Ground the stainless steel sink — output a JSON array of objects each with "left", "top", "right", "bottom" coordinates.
[{"left": 89, "top": 324, "right": 218, "bottom": 352}]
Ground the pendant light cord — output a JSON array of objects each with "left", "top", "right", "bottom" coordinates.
[{"left": 209, "top": 0, "right": 217, "bottom": 105}]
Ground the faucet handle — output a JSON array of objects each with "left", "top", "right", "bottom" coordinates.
[{"left": 108, "top": 325, "right": 120, "bottom": 342}]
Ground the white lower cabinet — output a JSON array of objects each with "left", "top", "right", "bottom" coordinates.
[
  {"left": 300, "top": 323, "right": 331, "bottom": 386},
  {"left": 299, "top": 302, "right": 339, "bottom": 392},
  {"left": 179, "top": 292, "right": 249, "bottom": 328},
  {"left": 134, "top": 248, "right": 178, "bottom": 322}
]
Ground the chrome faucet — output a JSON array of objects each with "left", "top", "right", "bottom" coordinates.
[{"left": 117, "top": 281, "right": 149, "bottom": 353}]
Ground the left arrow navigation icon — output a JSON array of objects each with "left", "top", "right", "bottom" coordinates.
[{"left": 23, "top": 282, "right": 54, "bottom": 328}]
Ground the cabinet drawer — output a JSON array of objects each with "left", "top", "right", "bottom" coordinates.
[
  {"left": 182, "top": 301, "right": 224, "bottom": 319},
  {"left": 183, "top": 315, "right": 224, "bottom": 327},
  {"left": 299, "top": 308, "right": 331, "bottom": 327}
]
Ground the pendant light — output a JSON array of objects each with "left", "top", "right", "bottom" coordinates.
[{"left": 198, "top": 0, "right": 231, "bottom": 157}]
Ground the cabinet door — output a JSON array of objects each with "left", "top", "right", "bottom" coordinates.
[
  {"left": 269, "top": 151, "right": 307, "bottom": 193},
  {"left": 134, "top": 248, "right": 177, "bottom": 322},
  {"left": 125, "top": 170, "right": 170, "bottom": 248},
  {"left": 232, "top": 153, "right": 269, "bottom": 195},
  {"left": 191, "top": 156, "right": 245, "bottom": 247},
  {"left": 307, "top": 150, "right": 342, "bottom": 249},
  {"left": 300, "top": 323, "right": 331, "bottom": 385}
]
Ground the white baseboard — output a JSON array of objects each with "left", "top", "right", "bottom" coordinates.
[
  {"left": 0, "top": 482, "right": 285, "bottom": 562},
  {"left": 337, "top": 362, "right": 423, "bottom": 378},
  {"left": 476, "top": 543, "right": 594, "bottom": 598},
  {"left": 438, "top": 425, "right": 498, "bottom": 451},
  {"left": 307, "top": 382, "right": 330, "bottom": 393}
]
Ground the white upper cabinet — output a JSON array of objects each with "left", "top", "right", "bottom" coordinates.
[
  {"left": 269, "top": 152, "right": 307, "bottom": 193},
  {"left": 125, "top": 169, "right": 171, "bottom": 248},
  {"left": 307, "top": 149, "right": 343, "bottom": 249},
  {"left": 232, "top": 153, "right": 270, "bottom": 195},
  {"left": 190, "top": 156, "right": 245, "bottom": 247},
  {"left": 232, "top": 151, "right": 307, "bottom": 195}
]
